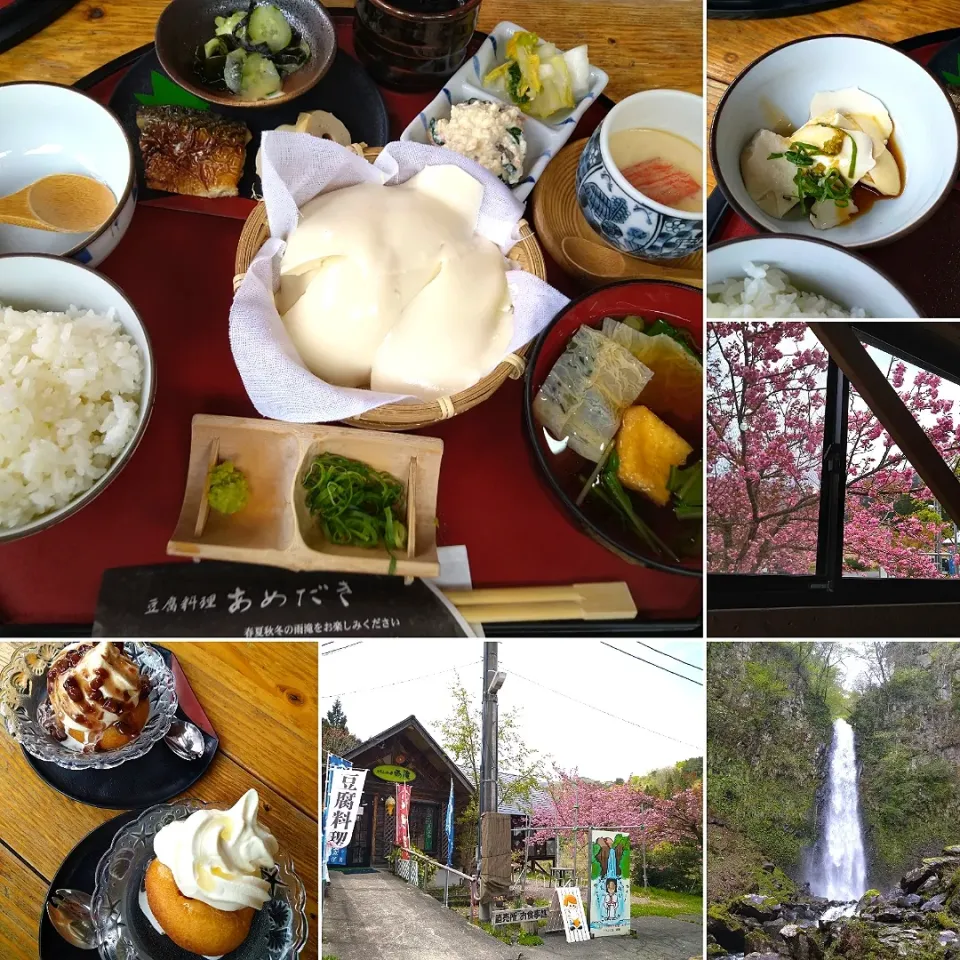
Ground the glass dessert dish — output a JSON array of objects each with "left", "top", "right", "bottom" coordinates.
[
  {"left": 92, "top": 798, "right": 308, "bottom": 960},
  {"left": 0, "top": 641, "right": 178, "bottom": 770}
]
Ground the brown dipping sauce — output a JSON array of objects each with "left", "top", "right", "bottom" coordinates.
[{"left": 848, "top": 135, "right": 905, "bottom": 222}]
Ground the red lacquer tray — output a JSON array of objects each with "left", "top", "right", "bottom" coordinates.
[
  {"left": 0, "top": 13, "right": 702, "bottom": 634},
  {"left": 708, "top": 29, "right": 960, "bottom": 319}
]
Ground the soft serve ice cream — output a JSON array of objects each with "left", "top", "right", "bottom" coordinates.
[
  {"left": 43, "top": 641, "right": 150, "bottom": 751},
  {"left": 144, "top": 789, "right": 279, "bottom": 956}
]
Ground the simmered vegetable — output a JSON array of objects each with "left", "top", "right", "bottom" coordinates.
[{"left": 195, "top": 2, "right": 309, "bottom": 100}]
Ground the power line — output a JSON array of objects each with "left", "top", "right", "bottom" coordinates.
[
  {"left": 321, "top": 641, "right": 364, "bottom": 656},
  {"left": 601, "top": 642, "right": 703, "bottom": 686},
  {"left": 635, "top": 641, "right": 703, "bottom": 672},
  {"left": 507, "top": 670, "right": 701, "bottom": 750},
  {"left": 321, "top": 660, "right": 483, "bottom": 699}
]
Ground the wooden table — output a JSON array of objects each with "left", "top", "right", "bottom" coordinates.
[
  {"left": 708, "top": 0, "right": 960, "bottom": 190},
  {"left": 0, "top": 641, "right": 319, "bottom": 960},
  {"left": 0, "top": 0, "right": 702, "bottom": 102}
]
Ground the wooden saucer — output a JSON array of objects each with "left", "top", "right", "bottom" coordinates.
[{"left": 531, "top": 138, "right": 703, "bottom": 289}]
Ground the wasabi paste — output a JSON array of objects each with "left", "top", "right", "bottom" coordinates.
[{"left": 207, "top": 461, "right": 249, "bottom": 515}]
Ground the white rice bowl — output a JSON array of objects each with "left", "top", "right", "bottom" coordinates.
[
  {"left": 0, "top": 304, "right": 142, "bottom": 529},
  {"left": 707, "top": 262, "right": 864, "bottom": 318}
]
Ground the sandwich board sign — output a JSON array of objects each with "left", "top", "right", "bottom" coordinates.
[
  {"left": 589, "top": 830, "right": 631, "bottom": 937},
  {"left": 556, "top": 886, "right": 590, "bottom": 943}
]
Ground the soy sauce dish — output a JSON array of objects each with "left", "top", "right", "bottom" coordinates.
[
  {"left": 712, "top": 35, "right": 960, "bottom": 249},
  {"left": 155, "top": 0, "right": 337, "bottom": 107},
  {"left": 523, "top": 281, "right": 703, "bottom": 577}
]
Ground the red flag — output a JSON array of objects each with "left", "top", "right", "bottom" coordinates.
[{"left": 396, "top": 783, "right": 412, "bottom": 860}]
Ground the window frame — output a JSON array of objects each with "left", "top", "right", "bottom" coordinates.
[{"left": 708, "top": 323, "right": 960, "bottom": 611}]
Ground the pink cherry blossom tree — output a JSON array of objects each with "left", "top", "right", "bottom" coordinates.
[{"left": 707, "top": 323, "right": 960, "bottom": 578}]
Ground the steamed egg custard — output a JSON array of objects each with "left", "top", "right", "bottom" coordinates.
[
  {"left": 277, "top": 165, "right": 514, "bottom": 402},
  {"left": 741, "top": 87, "right": 902, "bottom": 230}
]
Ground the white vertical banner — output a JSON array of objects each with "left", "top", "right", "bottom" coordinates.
[{"left": 326, "top": 768, "right": 368, "bottom": 850}]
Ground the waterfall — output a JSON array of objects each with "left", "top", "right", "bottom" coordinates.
[{"left": 812, "top": 718, "right": 866, "bottom": 902}]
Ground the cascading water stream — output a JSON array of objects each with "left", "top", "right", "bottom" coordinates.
[{"left": 812, "top": 718, "right": 866, "bottom": 903}]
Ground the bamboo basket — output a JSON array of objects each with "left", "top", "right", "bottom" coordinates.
[{"left": 234, "top": 147, "right": 548, "bottom": 432}]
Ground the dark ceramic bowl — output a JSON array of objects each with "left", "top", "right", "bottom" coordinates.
[
  {"left": 353, "top": 0, "right": 481, "bottom": 92},
  {"left": 155, "top": 0, "right": 337, "bottom": 108},
  {"left": 523, "top": 280, "right": 704, "bottom": 578}
]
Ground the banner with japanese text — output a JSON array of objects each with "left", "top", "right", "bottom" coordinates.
[
  {"left": 396, "top": 782, "right": 412, "bottom": 860},
  {"left": 323, "top": 754, "right": 352, "bottom": 874},
  {"left": 326, "top": 768, "right": 368, "bottom": 852}
]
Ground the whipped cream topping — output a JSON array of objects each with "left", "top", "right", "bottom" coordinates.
[
  {"left": 46, "top": 641, "right": 144, "bottom": 748},
  {"left": 154, "top": 790, "right": 279, "bottom": 912}
]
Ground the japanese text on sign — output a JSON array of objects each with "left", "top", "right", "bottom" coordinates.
[
  {"left": 492, "top": 907, "right": 550, "bottom": 926},
  {"left": 326, "top": 768, "right": 368, "bottom": 850}
]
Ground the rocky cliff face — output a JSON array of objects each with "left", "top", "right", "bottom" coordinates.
[
  {"left": 852, "top": 643, "right": 960, "bottom": 888},
  {"left": 708, "top": 844, "right": 960, "bottom": 960},
  {"left": 707, "top": 644, "right": 835, "bottom": 902}
]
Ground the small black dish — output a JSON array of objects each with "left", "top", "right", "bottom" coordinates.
[
  {"left": 928, "top": 37, "right": 960, "bottom": 108},
  {"left": 22, "top": 646, "right": 218, "bottom": 809},
  {"left": 707, "top": 0, "right": 862, "bottom": 18},
  {"left": 353, "top": 0, "right": 481, "bottom": 91},
  {"left": 108, "top": 45, "right": 389, "bottom": 202},
  {"left": 39, "top": 811, "right": 139, "bottom": 960},
  {"left": 155, "top": 0, "right": 336, "bottom": 108}
]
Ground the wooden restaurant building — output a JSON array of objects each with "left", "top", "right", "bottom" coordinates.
[{"left": 341, "top": 715, "right": 475, "bottom": 869}]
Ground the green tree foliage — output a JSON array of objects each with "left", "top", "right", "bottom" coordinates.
[
  {"left": 326, "top": 698, "right": 348, "bottom": 728},
  {"left": 851, "top": 643, "right": 960, "bottom": 885},
  {"left": 321, "top": 698, "right": 360, "bottom": 784},
  {"left": 437, "top": 675, "right": 545, "bottom": 870},
  {"left": 707, "top": 643, "right": 840, "bottom": 895}
]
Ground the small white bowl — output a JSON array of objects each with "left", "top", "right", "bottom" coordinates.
[
  {"left": 707, "top": 236, "right": 922, "bottom": 318},
  {"left": 712, "top": 35, "right": 960, "bottom": 249},
  {"left": 400, "top": 21, "right": 609, "bottom": 202},
  {"left": 0, "top": 82, "right": 136, "bottom": 266},
  {"left": 0, "top": 255, "right": 156, "bottom": 542},
  {"left": 576, "top": 89, "right": 704, "bottom": 260}
]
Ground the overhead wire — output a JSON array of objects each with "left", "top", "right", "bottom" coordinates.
[
  {"left": 321, "top": 641, "right": 364, "bottom": 656},
  {"left": 601, "top": 642, "right": 703, "bottom": 686},
  {"left": 506, "top": 669, "right": 701, "bottom": 750},
  {"left": 321, "top": 660, "right": 483, "bottom": 699},
  {"left": 635, "top": 640, "right": 703, "bottom": 672}
]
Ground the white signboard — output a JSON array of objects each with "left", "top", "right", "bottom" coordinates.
[
  {"left": 556, "top": 887, "right": 590, "bottom": 943},
  {"left": 326, "top": 768, "right": 367, "bottom": 849}
]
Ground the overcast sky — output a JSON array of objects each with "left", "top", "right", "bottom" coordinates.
[{"left": 321, "top": 640, "right": 705, "bottom": 781}]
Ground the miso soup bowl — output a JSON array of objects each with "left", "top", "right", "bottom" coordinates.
[
  {"left": 712, "top": 35, "right": 960, "bottom": 249},
  {"left": 576, "top": 89, "right": 704, "bottom": 262}
]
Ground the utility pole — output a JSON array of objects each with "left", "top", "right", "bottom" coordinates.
[
  {"left": 641, "top": 804, "right": 648, "bottom": 889},
  {"left": 479, "top": 642, "right": 502, "bottom": 922}
]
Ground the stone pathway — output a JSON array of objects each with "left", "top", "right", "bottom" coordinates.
[{"left": 322, "top": 869, "right": 703, "bottom": 960}]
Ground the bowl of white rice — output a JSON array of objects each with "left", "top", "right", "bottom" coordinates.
[
  {"left": 0, "top": 255, "right": 154, "bottom": 542},
  {"left": 707, "top": 235, "right": 922, "bottom": 318}
]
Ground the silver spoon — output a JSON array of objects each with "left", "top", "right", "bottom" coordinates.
[
  {"left": 46, "top": 888, "right": 97, "bottom": 950},
  {"left": 164, "top": 719, "right": 205, "bottom": 760}
]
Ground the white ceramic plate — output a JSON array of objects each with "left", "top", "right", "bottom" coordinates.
[
  {"left": 712, "top": 35, "right": 960, "bottom": 249},
  {"left": 400, "top": 21, "right": 609, "bottom": 202},
  {"left": 0, "top": 82, "right": 135, "bottom": 265},
  {"left": 0, "top": 255, "right": 155, "bottom": 542},
  {"left": 707, "top": 235, "right": 922, "bottom": 318}
]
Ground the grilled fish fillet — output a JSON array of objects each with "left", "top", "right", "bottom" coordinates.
[{"left": 136, "top": 105, "right": 251, "bottom": 198}]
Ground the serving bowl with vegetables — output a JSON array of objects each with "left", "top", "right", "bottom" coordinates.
[
  {"left": 523, "top": 280, "right": 703, "bottom": 577},
  {"left": 401, "top": 20, "right": 608, "bottom": 201},
  {"left": 155, "top": 0, "right": 336, "bottom": 107}
]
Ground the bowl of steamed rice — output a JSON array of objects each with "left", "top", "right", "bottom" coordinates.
[
  {"left": 707, "top": 235, "right": 922, "bottom": 318},
  {"left": 0, "top": 255, "right": 154, "bottom": 542}
]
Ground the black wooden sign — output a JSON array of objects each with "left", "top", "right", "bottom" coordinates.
[
  {"left": 93, "top": 562, "right": 473, "bottom": 637},
  {"left": 492, "top": 906, "right": 551, "bottom": 926}
]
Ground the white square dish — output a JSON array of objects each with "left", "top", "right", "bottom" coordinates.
[{"left": 400, "top": 20, "right": 609, "bottom": 202}]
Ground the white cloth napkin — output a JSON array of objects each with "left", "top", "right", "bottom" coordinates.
[{"left": 229, "top": 133, "right": 569, "bottom": 423}]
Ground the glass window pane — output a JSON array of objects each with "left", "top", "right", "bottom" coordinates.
[
  {"left": 843, "top": 343, "right": 960, "bottom": 580},
  {"left": 707, "top": 322, "right": 827, "bottom": 574}
]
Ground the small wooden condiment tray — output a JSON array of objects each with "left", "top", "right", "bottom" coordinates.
[{"left": 168, "top": 414, "right": 443, "bottom": 577}]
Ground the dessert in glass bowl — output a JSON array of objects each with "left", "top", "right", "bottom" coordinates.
[
  {"left": 0, "top": 641, "right": 178, "bottom": 770},
  {"left": 91, "top": 790, "right": 307, "bottom": 959},
  {"left": 144, "top": 789, "right": 279, "bottom": 955},
  {"left": 40, "top": 641, "right": 152, "bottom": 752}
]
